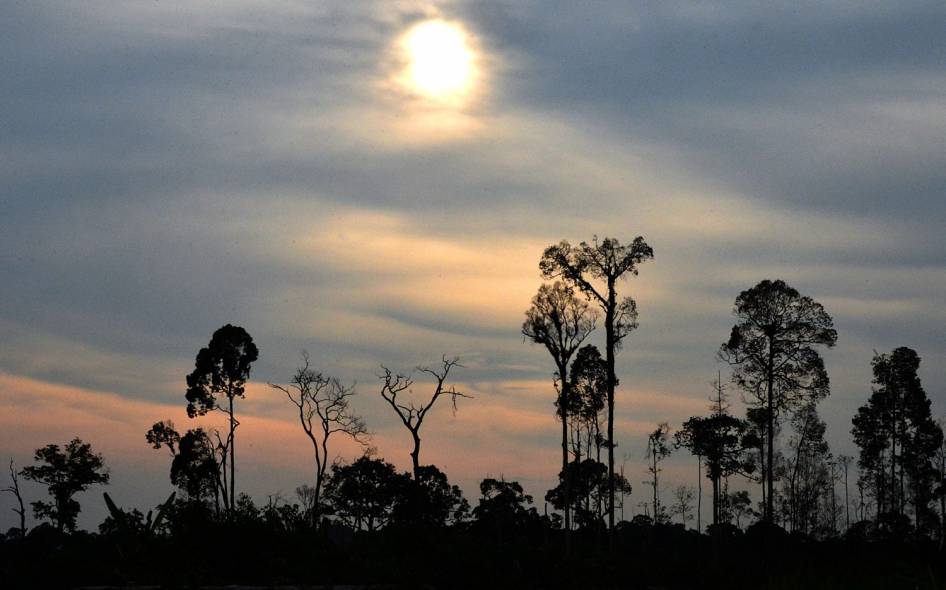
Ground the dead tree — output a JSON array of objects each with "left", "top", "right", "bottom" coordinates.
[
  {"left": 672, "top": 484, "right": 695, "bottom": 526},
  {"left": 270, "top": 352, "right": 369, "bottom": 525},
  {"left": 3, "top": 459, "right": 27, "bottom": 537},
  {"left": 379, "top": 356, "right": 470, "bottom": 478}
]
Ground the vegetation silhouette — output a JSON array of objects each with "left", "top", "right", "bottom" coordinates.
[
  {"left": 2, "top": 250, "right": 946, "bottom": 588},
  {"left": 269, "top": 351, "right": 369, "bottom": 526},
  {"left": 378, "top": 356, "right": 470, "bottom": 478},
  {"left": 522, "top": 280, "right": 596, "bottom": 546},
  {"left": 718, "top": 279, "right": 837, "bottom": 524},
  {"left": 184, "top": 323, "right": 259, "bottom": 514},
  {"left": 540, "top": 235, "right": 654, "bottom": 533}
]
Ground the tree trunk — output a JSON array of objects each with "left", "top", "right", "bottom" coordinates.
[
  {"left": 595, "top": 418, "right": 602, "bottom": 522},
  {"left": 831, "top": 469, "right": 838, "bottom": 535},
  {"left": 315, "top": 433, "right": 330, "bottom": 527},
  {"left": 843, "top": 464, "right": 850, "bottom": 531},
  {"left": 652, "top": 450, "right": 659, "bottom": 523},
  {"left": 229, "top": 394, "right": 236, "bottom": 513},
  {"left": 605, "top": 287, "right": 616, "bottom": 533},
  {"left": 410, "top": 429, "right": 421, "bottom": 478},
  {"left": 559, "top": 361, "right": 571, "bottom": 545},
  {"left": 213, "top": 477, "right": 220, "bottom": 516},
  {"left": 766, "top": 340, "right": 775, "bottom": 523},
  {"left": 759, "top": 444, "right": 766, "bottom": 514},
  {"left": 711, "top": 475, "right": 719, "bottom": 525},
  {"left": 696, "top": 456, "right": 702, "bottom": 533},
  {"left": 890, "top": 406, "right": 898, "bottom": 517}
]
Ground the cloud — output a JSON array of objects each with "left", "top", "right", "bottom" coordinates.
[{"left": 1, "top": 0, "right": 945, "bottom": 531}]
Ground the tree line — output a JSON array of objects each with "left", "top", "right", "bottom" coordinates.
[{"left": 2, "top": 234, "right": 945, "bottom": 588}]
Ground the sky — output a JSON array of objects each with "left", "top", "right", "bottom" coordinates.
[{"left": 1, "top": 0, "right": 945, "bottom": 531}]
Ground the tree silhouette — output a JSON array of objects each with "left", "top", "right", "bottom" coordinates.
[
  {"left": 172, "top": 429, "right": 223, "bottom": 506},
  {"left": 545, "top": 458, "right": 632, "bottom": 529},
  {"left": 379, "top": 356, "right": 470, "bottom": 478},
  {"left": 323, "top": 455, "right": 407, "bottom": 532},
  {"left": 269, "top": 352, "right": 369, "bottom": 526},
  {"left": 145, "top": 420, "right": 181, "bottom": 456},
  {"left": 147, "top": 420, "right": 226, "bottom": 512},
  {"left": 645, "top": 423, "right": 672, "bottom": 524},
  {"left": 675, "top": 376, "right": 755, "bottom": 526},
  {"left": 295, "top": 484, "right": 318, "bottom": 523},
  {"left": 727, "top": 490, "right": 755, "bottom": 529},
  {"left": 675, "top": 414, "right": 754, "bottom": 525},
  {"left": 391, "top": 464, "right": 469, "bottom": 528},
  {"left": 540, "top": 234, "right": 654, "bottom": 531},
  {"left": 852, "top": 347, "right": 943, "bottom": 534},
  {"left": 566, "top": 345, "right": 608, "bottom": 468},
  {"left": 718, "top": 279, "right": 837, "bottom": 523},
  {"left": 782, "top": 401, "right": 831, "bottom": 534},
  {"left": 20, "top": 438, "right": 109, "bottom": 532},
  {"left": 838, "top": 454, "right": 853, "bottom": 531},
  {"left": 2, "top": 459, "right": 27, "bottom": 538},
  {"left": 473, "top": 477, "right": 541, "bottom": 544},
  {"left": 522, "top": 281, "right": 596, "bottom": 537},
  {"left": 935, "top": 420, "right": 946, "bottom": 545},
  {"left": 671, "top": 485, "right": 695, "bottom": 526},
  {"left": 184, "top": 324, "right": 258, "bottom": 514}
]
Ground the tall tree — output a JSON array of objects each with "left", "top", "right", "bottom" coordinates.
[
  {"left": 522, "top": 281, "right": 596, "bottom": 536},
  {"left": 379, "top": 356, "right": 470, "bottom": 477},
  {"left": 20, "top": 438, "right": 109, "bottom": 532},
  {"left": 718, "top": 279, "right": 837, "bottom": 523},
  {"left": 270, "top": 352, "right": 369, "bottom": 525},
  {"left": 645, "top": 423, "right": 672, "bottom": 524},
  {"left": 852, "top": 347, "right": 943, "bottom": 534},
  {"left": 185, "top": 324, "right": 258, "bottom": 513},
  {"left": 540, "top": 235, "right": 654, "bottom": 530}
]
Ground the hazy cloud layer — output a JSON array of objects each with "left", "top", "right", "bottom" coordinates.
[{"left": 2, "top": 1, "right": 944, "bottom": 529}]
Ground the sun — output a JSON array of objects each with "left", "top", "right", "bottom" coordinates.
[{"left": 401, "top": 20, "right": 476, "bottom": 103}]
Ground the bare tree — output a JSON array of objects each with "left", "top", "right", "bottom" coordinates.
[
  {"left": 645, "top": 423, "right": 673, "bottom": 523},
  {"left": 379, "top": 356, "right": 470, "bottom": 478},
  {"left": 3, "top": 459, "right": 27, "bottom": 537},
  {"left": 522, "top": 281, "right": 596, "bottom": 538},
  {"left": 672, "top": 485, "right": 695, "bottom": 527},
  {"left": 270, "top": 352, "right": 369, "bottom": 525},
  {"left": 296, "top": 484, "right": 318, "bottom": 521}
]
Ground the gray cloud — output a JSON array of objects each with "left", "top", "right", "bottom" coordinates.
[{"left": 1, "top": 0, "right": 944, "bottom": 529}]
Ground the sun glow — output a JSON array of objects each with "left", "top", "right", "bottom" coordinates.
[{"left": 401, "top": 20, "right": 476, "bottom": 103}]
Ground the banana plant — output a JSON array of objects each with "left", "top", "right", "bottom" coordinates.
[{"left": 103, "top": 491, "right": 176, "bottom": 536}]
